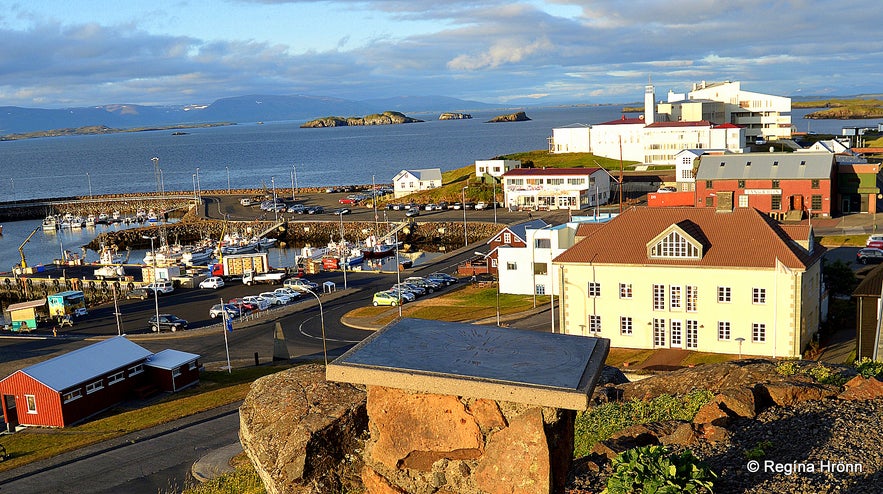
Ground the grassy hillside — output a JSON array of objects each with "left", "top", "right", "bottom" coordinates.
[{"left": 380, "top": 150, "right": 637, "bottom": 205}]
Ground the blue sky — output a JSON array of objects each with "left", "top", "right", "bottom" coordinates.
[{"left": 0, "top": 0, "right": 880, "bottom": 108}]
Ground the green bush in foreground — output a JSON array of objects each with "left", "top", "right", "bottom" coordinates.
[
  {"left": 573, "top": 390, "right": 714, "bottom": 458},
  {"left": 604, "top": 445, "right": 716, "bottom": 494}
]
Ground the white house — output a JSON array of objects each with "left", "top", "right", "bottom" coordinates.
[
  {"left": 502, "top": 168, "right": 611, "bottom": 211},
  {"left": 548, "top": 124, "right": 591, "bottom": 154},
  {"left": 588, "top": 116, "right": 647, "bottom": 162},
  {"left": 673, "top": 149, "right": 730, "bottom": 191},
  {"left": 475, "top": 160, "right": 520, "bottom": 179},
  {"left": 392, "top": 168, "right": 442, "bottom": 199}
]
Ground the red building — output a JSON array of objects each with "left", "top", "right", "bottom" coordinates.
[
  {"left": 694, "top": 153, "right": 836, "bottom": 219},
  {"left": 468, "top": 219, "right": 549, "bottom": 277},
  {"left": 0, "top": 336, "right": 200, "bottom": 428}
]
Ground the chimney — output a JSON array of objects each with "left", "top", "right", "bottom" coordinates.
[{"left": 644, "top": 84, "right": 655, "bottom": 125}]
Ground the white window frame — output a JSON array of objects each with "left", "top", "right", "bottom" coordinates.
[
  {"left": 653, "top": 284, "right": 666, "bottom": 310},
  {"left": 63, "top": 389, "right": 83, "bottom": 404},
  {"left": 717, "top": 286, "right": 731, "bottom": 303},
  {"left": 588, "top": 282, "right": 601, "bottom": 297},
  {"left": 188, "top": 361, "right": 198, "bottom": 371},
  {"left": 506, "top": 261, "right": 517, "bottom": 270},
  {"left": 589, "top": 315, "right": 601, "bottom": 334},
  {"left": 653, "top": 318, "right": 666, "bottom": 347},
  {"left": 753, "top": 323, "right": 766, "bottom": 343},
  {"left": 670, "top": 285, "right": 682, "bottom": 310},
  {"left": 172, "top": 367, "right": 182, "bottom": 378},
  {"left": 753, "top": 287, "right": 766, "bottom": 304},
  {"left": 86, "top": 380, "right": 104, "bottom": 394},
  {"left": 670, "top": 320, "right": 683, "bottom": 347},
  {"left": 129, "top": 364, "right": 144, "bottom": 377},
  {"left": 108, "top": 371, "right": 125, "bottom": 386},
  {"left": 619, "top": 283, "right": 632, "bottom": 299},
  {"left": 25, "top": 394, "right": 37, "bottom": 414},
  {"left": 686, "top": 285, "right": 698, "bottom": 312},
  {"left": 503, "top": 232, "right": 512, "bottom": 244},
  {"left": 620, "top": 316, "right": 633, "bottom": 335},
  {"left": 686, "top": 320, "right": 698, "bottom": 349},
  {"left": 718, "top": 321, "right": 731, "bottom": 341}
]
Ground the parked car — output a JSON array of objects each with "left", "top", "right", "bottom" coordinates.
[
  {"left": 284, "top": 278, "right": 319, "bottom": 291},
  {"left": 148, "top": 314, "right": 188, "bottom": 332},
  {"left": 427, "top": 272, "right": 458, "bottom": 285},
  {"left": 387, "top": 287, "right": 416, "bottom": 302},
  {"left": 405, "top": 207, "right": 420, "bottom": 217},
  {"left": 274, "top": 287, "right": 301, "bottom": 299},
  {"left": 339, "top": 197, "right": 357, "bottom": 205},
  {"left": 260, "top": 291, "right": 290, "bottom": 305},
  {"left": 867, "top": 234, "right": 883, "bottom": 249},
  {"left": 373, "top": 291, "right": 401, "bottom": 306},
  {"left": 288, "top": 204, "right": 306, "bottom": 213},
  {"left": 210, "top": 304, "right": 241, "bottom": 319},
  {"left": 145, "top": 281, "right": 174, "bottom": 295},
  {"left": 242, "top": 295, "right": 270, "bottom": 310},
  {"left": 199, "top": 276, "right": 225, "bottom": 289},
  {"left": 126, "top": 287, "right": 151, "bottom": 300},
  {"left": 656, "top": 186, "right": 677, "bottom": 193},
  {"left": 474, "top": 201, "right": 488, "bottom": 210},
  {"left": 405, "top": 277, "right": 441, "bottom": 293},
  {"left": 307, "top": 206, "right": 325, "bottom": 214},
  {"left": 857, "top": 248, "right": 883, "bottom": 264},
  {"left": 228, "top": 298, "right": 257, "bottom": 312},
  {"left": 332, "top": 208, "right": 351, "bottom": 215}
]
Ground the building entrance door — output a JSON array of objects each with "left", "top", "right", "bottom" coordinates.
[{"left": 670, "top": 320, "right": 683, "bottom": 348}]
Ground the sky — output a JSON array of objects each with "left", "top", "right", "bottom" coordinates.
[{"left": 0, "top": 0, "right": 880, "bottom": 109}]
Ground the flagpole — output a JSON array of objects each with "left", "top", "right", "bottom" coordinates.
[{"left": 221, "top": 297, "right": 232, "bottom": 373}]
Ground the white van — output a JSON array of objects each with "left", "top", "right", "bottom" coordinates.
[{"left": 145, "top": 281, "right": 174, "bottom": 295}]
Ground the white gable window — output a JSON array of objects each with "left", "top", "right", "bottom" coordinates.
[{"left": 649, "top": 230, "right": 701, "bottom": 259}]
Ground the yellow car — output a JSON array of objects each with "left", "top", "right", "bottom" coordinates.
[{"left": 372, "top": 291, "right": 400, "bottom": 307}]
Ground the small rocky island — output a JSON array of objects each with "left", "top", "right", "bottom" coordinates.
[
  {"left": 486, "top": 111, "right": 530, "bottom": 123},
  {"left": 301, "top": 111, "right": 423, "bottom": 128},
  {"left": 438, "top": 112, "right": 472, "bottom": 120}
]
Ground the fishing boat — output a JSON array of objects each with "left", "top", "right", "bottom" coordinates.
[
  {"left": 85, "top": 215, "right": 96, "bottom": 227},
  {"left": 182, "top": 245, "right": 215, "bottom": 265},
  {"left": 70, "top": 216, "right": 85, "bottom": 229},
  {"left": 96, "top": 212, "right": 109, "bottom": 224},
  {"left": 42, "top": 215, "right": 58, "bottom": 231},
  {"left": 146, "top": 210, "right": 158, "bottom": 222},
  {"left": 111, "top": 211, "right": 122, "bottom": 223},
  {"left": 360, "top": 235, "right": 398, "bottom": 258}
]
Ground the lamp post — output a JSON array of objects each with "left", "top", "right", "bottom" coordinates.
[
  {"left": 291, "top": 165, "right": 297, "bottom": 201},
  {"left": 86, "top": 172, "right": 93, "bottom": 199},
  {"left": 151, "top": 157, "right": 160, "bottom": 195},
  {"left": 142, "top": 235, "right": 161, "bottom": 333},
  {"left": 302, "top": 288, "right": 328, "bottom": 366},
  {"left": 395, "top": 230, "right": 402, "bottom": 317},
  {"left": 271, "top": 176, "right": 278, "bottom": 222},
  {"left": 462, "top": 186, "right": 468, "bottom": 247},
  {"left": 735, "top": 337, "right": 745, "bottom": 359},
  {"left": 196, "top": 167, "right": 201, "bottom": 202},
  {"left": 226, "top": 165, "right": 231, "bottom": 193},
  {"left": 192, "top": 174, "right": 197, "bottom": 202},
  {"left": 9, "top": 178, "right": 13, "bottom": 201},
  {"left": 339, "top": 211, "right": 347, "bottom": 290},
  {"left": 492, "top": 179, "right": 498, "bottom": 225}
]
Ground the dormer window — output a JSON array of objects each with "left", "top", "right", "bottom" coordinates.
[{"left": 648, "top": 229, "right": 702, "bottom": 259}]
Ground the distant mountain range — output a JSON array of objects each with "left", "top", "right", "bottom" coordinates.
[{"left": 0, "top": 95, "right": 500, "bottom": 135}]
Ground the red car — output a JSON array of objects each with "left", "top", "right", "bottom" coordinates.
[
  {"left": 339, "top": 197, "right": 357, "bottom": 204},
  {"left": 227, "top": 298, "right": 256, "bottom": 312}
]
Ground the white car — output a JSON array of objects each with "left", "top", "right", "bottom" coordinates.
[
  {"left": 199, "top": 276, "right": 225, "bottom": 289},
  {"left": 274, "top": 287, "right": 301, "bottom": 299},
  {"left": 241, "top": 295, "right": 270, "bottom": 311},
  {"left": 260, "top": 291, "right": 289, "bottom": 305},
  {"left": 144, "top": 281, "right": 174, "bottom": 295},
  {"left": 284, "top": 278, "right": 319, "bottom": 291}
]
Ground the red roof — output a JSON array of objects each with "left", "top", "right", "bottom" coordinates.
[
  {"left": 646, "top": 120, "right": 713, "bottom": 128},
  {"left": 554, "top": 207, "right": 823, "bottom": 270},
  {"left": 503, "top": 167, "right": 601, "bottom": 177},
  {"left": 596, "top": 116, "right": 646, "bottom": 126},
  {"left": 714, "top": 123, "right": 742, "bottom": 129}
]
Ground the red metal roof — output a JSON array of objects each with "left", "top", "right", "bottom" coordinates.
[
  {"left": 503, "top": 167, "right": 601, "bottom": 177},
  {"left": 714, "top": 123, "right": 742, "bottom": 129},
  {"left": 646, "top": 120, "right": 713, "bottom": 128},
  {"left": 596, "top": 116, "right": 646, "bottom": 125}
]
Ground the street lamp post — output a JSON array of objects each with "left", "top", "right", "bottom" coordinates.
[
  {"left": 462, "top": 186, "right": 468, "bottom": 247},
  {"left": 196, "top": 167, "right": 201, "bottom": 202},
  {"left": 271, "top": 176, "right": 278, "bottom": 222},
  {"left": 291, "top": 165, "right": 297, "bottom": 201},
  {"left": 226, "top": 165, "right": 231, "bottom": 193},
  {"left": 86, "top": 172, "right": 93, "bottom": 199},
  {"left": 192, "top": 174, "right": 197, "bottom": 202},
  {"left": 395, "top": 230, "right": 402, "bottom": 318},
  {"left": 339, "top": 211, "right": 347, "bottom": 290},
  {"left": 302, "top": 288, "right": 328, "bottom": 366},
  {"left": 492, "top": 179, "right": 497, "bottom": 225},
  {"left": 142, "top": 235, "right": 161, "bottom": 332}
]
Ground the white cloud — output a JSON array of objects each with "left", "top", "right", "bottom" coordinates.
[{"left": 447, "top": 37, "right": 554, "bottom": 70}]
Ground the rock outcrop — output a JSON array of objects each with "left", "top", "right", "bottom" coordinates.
[
  {"left": 486, "top": 111, "right": 530, "bottom": 123},
  {"left": 439, "top": 112, "right": 472, "bottom": 120},
  {"left": 239, "top": 364, "right": 368, "bottom": 494},
  {"left": 301, "top": 111, "right": 423, "bottom": 128}
]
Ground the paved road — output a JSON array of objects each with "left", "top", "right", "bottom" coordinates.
[{"left": 0, "top": 408, "right": 239, "bottom": 493}]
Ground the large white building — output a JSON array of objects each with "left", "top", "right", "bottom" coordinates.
[
  {"left": 502, "top": 168, "right": 611, "bottom": 211},
  {"left": 392, "top": 168, "right": 442, "bottom": 199},
  {"left": 548, "top": 124, "right": 591, "bottom": 153}
]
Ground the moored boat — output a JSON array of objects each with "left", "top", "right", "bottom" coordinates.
[{"left": 42, "top": 215, "right": 58, "bottom": 231}]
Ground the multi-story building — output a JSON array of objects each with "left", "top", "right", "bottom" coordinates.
[
  {"left": 501, "top": 168, "right": 611, "bottom": 211},
  {"left": 642, "top": 121, "right": 744, "bottom": 165},
  {"left": 392, "top": 168, "right": 442, "bottom": 198},
  {"left": 694, "top": 152, "right": 836, "bottom": 219},
  {"left": 475, "top": 160, "right": 520, "bottom": 180},
  {"left": 548, "top": 124, "right": 591, "bottom": 154},
  {"left": 553, "top": 207, "right": 824, "bottom": 358}
]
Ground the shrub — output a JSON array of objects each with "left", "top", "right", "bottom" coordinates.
[
  {"left": 744, "top": 440, "right": 774, "bottom": 460},
  {"left": 574, "top": 390, "right": 713, "bottom": 458},
  {"left": 854, "top": 357, "right": 883, "bottom": 379},
  {"left": 604, "top": 445, "right": 716, "bottom": 494},
  {"left": 806, "top": 364, "right": 848, "bottom": 387},
  {"left": 774, "top": 359, "right": 800, "bottom": 377}
]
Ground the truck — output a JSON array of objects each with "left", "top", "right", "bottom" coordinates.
[
  {"left": 47, "top": 290, "right": 87, "bottom": 325},
  {"left": 210, "top": 252, "right": 270, "bottom": 279},
  {"left": 242, "top": 270, "right": 287, "bottom": 286}
]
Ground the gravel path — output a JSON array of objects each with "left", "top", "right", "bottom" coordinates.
[{"left": 567, "top": 398, "right": 883, "bottom": 493}]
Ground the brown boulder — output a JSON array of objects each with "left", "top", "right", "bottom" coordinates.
[
  {"left": 474, "top": 408, "right": 550, "bottom": 494},
  {"left": 590, "top": 423, "right": 660, "bottom": 460},
  {"left": 692, "top": 401, "right": 731, "bottom": 426},
  {"left": 238, "top": 364, "right": 367, "bottom": 494},
  {"left": 838, "top": 376, "right": 883, "bottom": 401},
  {"left": 698, "top": 423, "right": 731, "bottom": 443},
  {"left": 362, "top": 466, "right": 405, "bottom": 494},
  {"left": 757, "top": 381, "right": 839, "bottom": 407},
  {"left": 715, "top": 387, "right": 757, "bottom": 419},
  {"left": 366, "top": 386, "right": 483, "bottom": 471},
  {"left": 659, "top": 422, "right": 699, "bottom": 447},
  {"left": 619, "top": 360, "right": 783, "bottom": 401},
  {"left": 468, "top": 398, "right": 508, "bottom": 430}
]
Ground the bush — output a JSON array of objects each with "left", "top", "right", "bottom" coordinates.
[
  {"left": 774, "top": 359, "right": 800, "bottom": 376},
  {"left": 854, "top": 357, "right": 883, "bottom": 379},
  {"left": 604, "top": 445, "right": 716, "bottom": 494},
  {"left": 574, "top": 390, "right": 713, "bottom": 458}
]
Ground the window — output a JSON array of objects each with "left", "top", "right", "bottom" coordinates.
[
  {"left": 507, "top": 261, "right": 518, "bottom": 270},
  {"left": 686, "top": 286, "right": 698, "bottom": 312},
  {"left": 686, "top": 320, "right": 698, "bottom": 349},
  {"left": 738, "top": 195, "right": 748, "bottom": 207},
  {"left": 705, "top": 180, "right": 713, "bottom": 188},
  {"left": 128, "top": 364, "right": 144, "bottom": 377},
  {"left": 535, "top": 284, "right": 546, "bottom": 295},
  {"left": 753, "top": 288, "right": 766, "bottom": 304},
  {"left": 567, "top": 178, "right": 585, "bottom": 186},
  {"left": 705, "top": 196, "right": 714, "bottom": 207},
  {"left": 753, "top": 323, "right": 766, "bottom": 342},
  {"left": 535, "top": 238, "right": 551, "bottom": 249},
  {"left": 771, "top": 194, "right": 782, "bottom": 210},
  {"left": 172, "top": 367, "right": 182, "bottom": 378},
  {"left": 25, "top": 395, "right": 37, "bottom": 414},
  {"left": 189, "top": 361, "right": 198, "bottom": 371},
  {"left": 738, "top": 180, "right": 745, "bottom": 188},
  {"left": 503, "top": 232, "right": 512, "bottom": 244},
  {"left": 63, "top": 389, "right": 82, "bottom": 404},
  {"left": 717, "top": 286, "right": 731, "bottom": 303},
  {"left": 532, "top": 262, "right": 545, "bottom": 274},
  {"left": 620, "top": 316, "right": 633, "bottom": 335},
  {"left": 653, "top": 319, "right": 666, "bottom": 346},
  {"left": 491, "top": 258, "right": 498, "bottom": 268},
  {"left": 650, "top": 231, "right": 700, "bottom": 259},
  {"left": 670, "top": 286, "right": 682, "bottom": 310},
  {"left": 812, "top": 195, "right": 822, "bottom": 210},
  {"left": 772, "top": 179, "right": 780, "bottom": 188},
  {"left": 811, "top": 179, "right": 820, "bottom": 189},
  {"left": 547, "top": 178, "right": 564, "bottom": 185},
  {"left": 589, "top": 315, "right": 601, "bottom": 333},
  {"left": 619, "top": 283, "right": 632, "bottom": 299},
  {"left": 653, "top": 284, "right": 666, "bottom": 310},
  {"left": 108, "top": 371, "right": 125, "bottom": 385},
  {"left": 671, "top": 320, "right": 683, "bottom": 347},
  {"left": 718, "top": 321, "right": 731, "bottom": 340},
  {"left": 86, "top": 380, "right": 104, "bottom": 394},
  {"left": 588, "top": 282, "right": 601, "bottom": 297}
]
